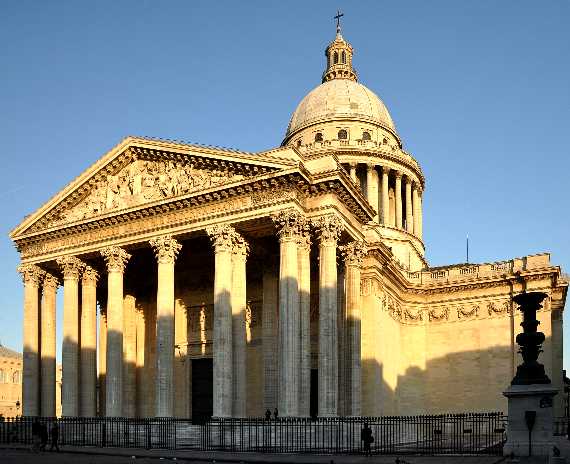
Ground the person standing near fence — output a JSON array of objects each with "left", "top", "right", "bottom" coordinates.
[
  {"left": 49, "top": 421, "right": 60, "bottom": 452},
  {"left": 31, "top": 420, "right": 41, "bottom": 453},
  {"left": 361, "top": 422, "right": 374, "bottom": 457}
]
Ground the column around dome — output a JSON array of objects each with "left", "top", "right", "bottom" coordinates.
[
  {"left": 394, "top": 171, "right": 403, "bottom": 229},
  {"left": 381, "top": 166, "right": 390, "bottom": 225}
]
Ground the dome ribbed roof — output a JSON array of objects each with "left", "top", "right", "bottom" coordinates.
[{"left": 285, "top": 79, "right": 396, "bottom": 141}]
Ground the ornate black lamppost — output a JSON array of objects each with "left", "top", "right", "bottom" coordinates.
[{"left": 511, "top": 292, "right": 551, "bottom": 385}]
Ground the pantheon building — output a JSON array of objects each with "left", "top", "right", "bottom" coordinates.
[{"left": 11, "top": 28, "right": 568, "bottom": 420}]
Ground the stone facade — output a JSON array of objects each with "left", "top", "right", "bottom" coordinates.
[{"left": 9, "top": 28, "right": 567, "bottom": 419}]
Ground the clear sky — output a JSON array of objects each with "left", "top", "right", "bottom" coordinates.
[{"left": 1, "top": 2, "right": 569, "bottom": 369}]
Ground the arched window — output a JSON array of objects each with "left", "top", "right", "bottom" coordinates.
[
  {"left": 12, "top": 371, "right": 20, "bottom": 384},
  {"left": 362, "top": 131, "right": 371, "bottom": 141},
  {"left": 0, "top": 370, "right": 4, "bottom": 383},
  {"left": 333, "top": 52, "right": 338, "bottom": 64},
  {"left": 338, "top": 129, "right": 348, "bottom": 140},
  {"left": 314, "top": 132, "right": 323, "bottom": 142},
  {"left": 341, "top": 51, "right": 346, "bottom": 64}
]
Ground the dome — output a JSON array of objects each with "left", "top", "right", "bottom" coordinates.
[{"left": 284, "top": 79, "right": 396, "bottom": 143}]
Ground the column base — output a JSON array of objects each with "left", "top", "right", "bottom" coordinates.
[{"left": 503, "top": 383, "right": 558, "bottom": 457}]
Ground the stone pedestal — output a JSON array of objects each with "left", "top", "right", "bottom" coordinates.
[{"left": 503, "top": 384, "right": 558, "bottom": 457}]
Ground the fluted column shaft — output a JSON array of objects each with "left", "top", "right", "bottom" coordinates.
[
  {"left": 366, "top": 165, "right": 379, "bottom": 222},
  {"left": 340, "top": 242, "right": 366, "bottom": 416},
  {"left": 150, "top": 236, "right": 182, "bottom": 417},
  {"left": 314, "top": 215, "right": 343, "bottom": 417},
  {"left": 381, "top": 167, "right": 390, "bottom": 225},
  {"left": 395, "top": 172, "right": 403, "bottom": 229},
  {"left": 231, "top": 236, "right": 248, "bottom": 417},
  {"left": 273, "top": 211, "right": 304, "bottom": 417},
  {"left": 405, "top": 177, "right": 413, "bottom": 233},
  {"left": 18, "top": 264, "right": 43, "bottom": 416},
  {"left": 298, "top": 232, "right": 311, "bottom": 417},
  {"left": 100, "top": 246, "right": 130, "bottom": 417},
  {"left": 80, "top": 267, "right": 98, "bottom": 417},
  {"left": 57, "top": 256, "right": 85, "bottom": 417},
  {"left": 262, "top": 260, "right": 279, "bottom": 411},
  {"left": 413, "top": 185, "right": 421, "bottom": 238},
  {"left": 40, "top": 273, "right": 58, "bottom": 417},
  {"left": 98, "top": 310, "right": 107, "bottom": 416},
  {"left": 207, "top": 225, "right": 235, "bottom": 418}
]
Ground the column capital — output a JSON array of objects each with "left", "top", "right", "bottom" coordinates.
[
  {"left": 232, "top": 233, "right": 250, "bottom": 258},
  {"left": 312, "top": 215, "right": 343, "bottom": 244},
  {"left": 149, "top": 235, "right": 182, "bottom": 264},
  {"left": 394, "top": 170, "right": 403, "bottom": 179},
  {"left": 349, "top": 162, "right": 357, "bottom": 168},
  {"left": 272, "top": 210, "right": 308, "bottom": 241},
  {"left": 56, "top": 256, "right": 85, "bottom": 280},
  {"left": 207, "top": 224, "right": 239, "bottom": 252},
  {"left": 366, "top": 164, "right": 376, "bottom": 173},
  {"left": 17, "top": 264, "right": 44, "bottom": 285},
  {"left": 340, "top": 241, "right": 368, "bottom": 267},
  {"left": 297, "top": 229, "right": 311, "bottom": 252},
  {"left": 42, "top": 272, "right": 60, "bottom": 291},
  {"left": 381, "top": 165, "right": 391, "bottom": 176},
  {"left": 404, "top": 175, "right": 412, "bottom": 186},
  {"left": 100, "top": 246, "right": 131, "bottom": 273},
  {"left": 82, "top": 265, "right": 99, "bottom": 285}
]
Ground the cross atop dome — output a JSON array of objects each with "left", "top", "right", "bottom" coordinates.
[{"left": 322, "top": 13, "right": 357, "bottom": 83}]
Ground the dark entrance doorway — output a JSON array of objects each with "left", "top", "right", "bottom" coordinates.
[
  {"left": 192, "top": 358, "right": 213, "bottom": 424},
  {"left": 310, "top": 368, "right": 318, "bottom": 418}
]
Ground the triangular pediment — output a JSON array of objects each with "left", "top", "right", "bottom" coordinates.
[{"left": 12, "top": 136, "right": 300, "bottom": 238}]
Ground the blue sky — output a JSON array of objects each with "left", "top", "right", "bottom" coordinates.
[{"left": 1, "top": 2, "right": 569, "bottom": 369}]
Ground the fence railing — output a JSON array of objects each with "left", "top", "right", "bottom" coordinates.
[{"left": 0, "top": 412, "right": 507, "bottom": 455}]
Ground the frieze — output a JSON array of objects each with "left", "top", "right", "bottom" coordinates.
[
  {"left": 487, "top": 300, "right": 511, "bottom": 317},
  {"left": 428, "top": 307, "right": 449, "bottom": 322},
  {"left": 404, "top": 307, "right": 423, "bottom": 322},
  {"left": 44, "top": 159, "right": 249, "bottom": 229},
  {"left": 20, "top": 195, "right": 253, "bottom": 259},
  {"left": 457, "top": 304, "right": 479, "bottom": 320}
]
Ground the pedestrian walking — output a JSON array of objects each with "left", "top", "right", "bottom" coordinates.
[
  {"left": 31, "top": 420, "right": 41, "bottom": 453},
  {"left": 273, "top": 408, "right": 278, "bottom": 420},
  {"left": 39, "top": 422, "right": 48, "bottom": 451},
  {"left": 265, "top": 409, "right": 271, "bottom": 421},
  {"left": 361, "top": 422, "right": 374, "bottom": 456},
  {"left": 49, "top": 421, "right": 60, "bottom": 452}
]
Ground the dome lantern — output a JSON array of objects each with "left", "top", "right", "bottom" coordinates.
[{"left": 322, "top": 12, "right": 357, "bottom": 83}]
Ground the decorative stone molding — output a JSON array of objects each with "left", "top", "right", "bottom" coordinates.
[
  {"left": 457, "top": 304, "right": 479, "bottom": 320},
  {"left": 487, "top": 300, "right": 511, "bottom": 316},
  {"left": 428, "top": 307, "right": 449, "bottom": 322},
  {"left": 232, "top": 234, "right": 250, "bottom": 258},
  {"left": 404, "top": 307, "right": 423, "bottom": 322},
  {"left": 100, "top": 246, "right": 131, "bottom": 273},
  {"left": 271, "top": 210, "right": 308, "bottom": 241},
  {"left": 56, "top": 256, "right": 85, "bottom": 280},
  {"left": 312, "top": 214, "right": 343, "bottom": 244},
  {"left": 17, "top": 264, "right": 45, "bottom": 285},
  {"left": 42, "top": 272, "right": 60, "bottom": 290},
  {"left": 340, "top": 241, "right": 367, "bottom": 267},
  {"left": 81, "top": 265, "right": 99, "bottom": 285},
  {"left": 149, "top": 235, "right": 182, "bottom": 264}
]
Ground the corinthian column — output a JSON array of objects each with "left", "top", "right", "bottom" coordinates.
[
  {"left": 272, "top": 211, "right": 305, "bottom": 417},
  {"left": 340, "top": 241, "right": 367, "bottom": 416},
  {"left": 149, "top": 235, "right": 182, "bottom": 417},
  {"left": 231, "top": 234, "right": 248, "bottom": 417},
  {"left": 405, "top": 176, "right": 413, "bottom": 233},
  {"left": 413, "top": 184, "right": 420, "bottom": 237},
  {"left": 207, "top": 225, "right": 236, "bottom": 418},
  {"left": 80, "top": 266, "right": 98, "bottom": 417},
  {"left": 41, "top": 272, "right": 59, "bottom": 417},
  {"left": 366, "top": 165, "right": 379, "bottom": 222},
  {"left": 100, "top": 246, "right": 131, "bottom": 417},
  {"left": 418, "top": 189, "right": 423, "bottom": 240},
  {"left": 313, "top": 215, "right": 343, "bottom": 417},
  {"left": 56, "top": 256, "right": 85, "bottom": 417},
  {"left": 381, "top": 166, "right": 390, "bottom": 225},
  {"left": 18, "top": 264, "right": 44, "bottom": 416},
  {"left": 395, "top": 171, "right": 403, "bottom": 229},
  {"left": 298, "top": 227, "right": 311, "bottom": 417}
]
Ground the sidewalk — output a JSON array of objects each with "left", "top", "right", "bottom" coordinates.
[{"left": 0, "top": 443, "right": 508, "bottom": 464}]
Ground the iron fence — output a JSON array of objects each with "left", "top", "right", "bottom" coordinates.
[{"left": 0, "top": 412, "right": 506, "bottom": 455}]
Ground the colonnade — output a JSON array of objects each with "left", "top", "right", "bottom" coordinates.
[
  {"left": 348, "top": 163, "right": 423, "bottom": 239},
  {"left": 18, "top": 213, "right": 366, "bottom": 418}
]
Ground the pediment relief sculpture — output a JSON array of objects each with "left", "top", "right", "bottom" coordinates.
[{"left": 46, "top": 159, "right": 249, "bottom": 228}]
